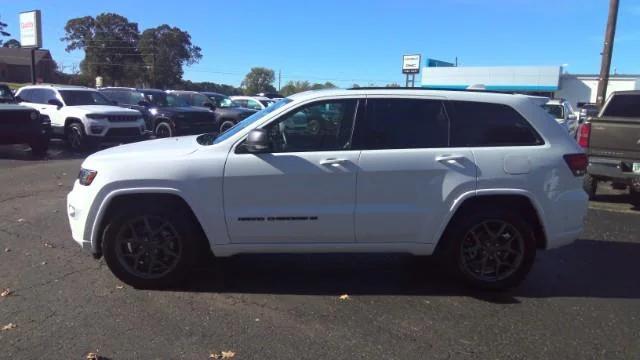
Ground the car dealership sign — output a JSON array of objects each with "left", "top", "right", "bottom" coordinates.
[
  {"left": 402, "top": 54, "right": 421, "bottom": 74},
  {"left": 19, "top": 10, "right": 42, "bottom": 48}
]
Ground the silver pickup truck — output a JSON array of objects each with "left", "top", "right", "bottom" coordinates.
[{"left": 580, "top": 90, "right": 640, "bottom": 207}]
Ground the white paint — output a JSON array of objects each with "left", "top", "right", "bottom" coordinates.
[{"left": 555, "top": 75, "right": 640, "bottom": 109}]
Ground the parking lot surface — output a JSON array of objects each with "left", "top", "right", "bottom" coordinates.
[{"left": 1, "top": 143, "right": 639, "bottom": 359}]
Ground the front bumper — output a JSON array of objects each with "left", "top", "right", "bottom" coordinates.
[{"left": 67, "top": 181, "right": 98, "bottom": 256}]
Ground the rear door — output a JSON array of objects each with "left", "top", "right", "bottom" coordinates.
[{"left": 353, "top": 97, "right": 476, "bottom": 244}]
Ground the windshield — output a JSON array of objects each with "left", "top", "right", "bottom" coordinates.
[
  {"left": 543, "top": 104, "right": 564, "bottom": 119},
  {"left": 0, "top": 86, "right": 14, "bottom": 102},
  {"left": 142, "top": 92, "right": 190, "bottom": 107},
  {"left": 197, "top": 98, "right": 292, "bottom": 145},
  {"left": 59, "top": 90, "right": 112, "bottom": 106}
]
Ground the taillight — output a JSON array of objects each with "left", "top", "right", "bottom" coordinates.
[
  {"left": 577, "top": 123, "right": 591, "bottom": 148},
  {"left": 563, "top": 153, "right": 588, "bottom": 176}
]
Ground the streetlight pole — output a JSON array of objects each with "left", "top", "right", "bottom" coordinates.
[{"left": 596, "top": 0, "right": 619, "bottom": 109}]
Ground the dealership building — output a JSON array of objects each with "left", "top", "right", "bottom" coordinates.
[{"left": 420, "top": 65, "right": 640, "bottom": 109}]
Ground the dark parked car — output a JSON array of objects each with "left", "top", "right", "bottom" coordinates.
[
  {"left": 171, "top": 91, "right": 257, "bottom": 133},
  {"left": 99, "top": 88, "right": 219, "bottom": 138},
  {"left": 0, "top": 83, "right": 50, "bottom": 157}
]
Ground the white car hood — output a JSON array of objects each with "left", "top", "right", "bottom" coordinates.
[
  {"left": 85, "top": 136, "right": 200, "bottom": 165},
  {"left": 72, "top": 105, "right": 141, "bottom": 115}
]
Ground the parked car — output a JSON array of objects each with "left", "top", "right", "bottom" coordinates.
[
  {"left": 98, "top": 87, "right": 154, "bottom": 130},
  {"left": 169, "top": 91, "right": 257, "bottom": 133},
  {"left": 543, "top": 99, "right": 579, "bottom": 137},
  {"left": 578, "top": 103, "right": 599, "bottom": 122},
  {"left": 67, "top": 88, "right": 588, "bottom": 290},
  {"left": 579, "top": 90, "right": 640, "bottom": 206},
  {"left": 16, "top": 85, "right": 146, "bottom": 151},
  {"left": 230, "top": 96, "right": 275, "bottom": 111},
  {"left": 99, "top": 88, "right": 219, "bottom": 138},
  {"left": 0, "top": 83, "right": 51, "bottom": 157}
]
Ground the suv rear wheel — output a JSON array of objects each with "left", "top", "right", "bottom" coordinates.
[
  {"left": 219, "top": 120, "right": 235, "bottom": 134},
  {"left": 29, "top": 138, "right": 49, "bottom": 158},
  {"left": 583, "top": 174, "right": 598, "bottom": 200},
  {"left": 441, "top": 208, "right": 536, "bottom": 290},
  {"left": 630, "top": 187, "right": 640, "bottom": 208},
  {"left": 101, "top": 203, "right": 199, "bottom": 288}
]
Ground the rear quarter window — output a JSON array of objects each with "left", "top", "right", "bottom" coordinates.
[
  {"left": 602, "top": 94, "right": 640, "bottom": 117},
  {"left": 448, "top": 101, "right": 544, "bottom": 147}
]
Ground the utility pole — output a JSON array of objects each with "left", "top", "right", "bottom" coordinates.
[
  {"left": 278, "top": 69, "right": 281, "bottom": 92},
  {"left": 596, "top": 0, "right": 619, "bottom": 109}
]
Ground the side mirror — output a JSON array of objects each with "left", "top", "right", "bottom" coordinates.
[
  {"left": 203, "top": 102, "right": 216, "bottom": 110},
  {"left": 111, "top": 100, "right": 118, "bottom": 105},
  {"left": 48, "top": 99, "right": 63, "bottom": 109},
  {"left": 568, "top": 113, "right": 577, "bottom": 121},
  {"left": 244, "top": 129, "right": 270, "bottom": 153},
  {"left": 138, "top": 100, "right": 150, "bottom": 107}
]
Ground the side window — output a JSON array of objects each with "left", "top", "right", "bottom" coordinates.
[
  {"left": 29, "top": 89, "right": 46, "bottom": 104},
  {"left": 353, "top": 98, "right": 449, "bottom": 150},
  {"left": 602, "top": 94, "right": 640, "bottom": 117},
  {"left": 247, "top": 99, "right": 262, "bottom": 110},
  {"left": 263, "top": 99, "right": 357, "bottom": 153},
  {"left": 449, "top": 101, "right": 544, "bottom": 147}
]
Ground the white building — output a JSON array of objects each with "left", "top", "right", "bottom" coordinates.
[{"left": 421, "top": 65, "right": 640, "bottom": 109}]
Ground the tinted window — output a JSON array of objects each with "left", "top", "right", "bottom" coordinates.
[
  {"left": 264, "top": 99, "right": 357, "bottom": 153},
  {"left": 603, "top": 94, "right": 640, "bottom": 117},
  {"left": 41, "top": 89, "right": 58, "bottom": 104},
  {"left": 353, "top": 98, "right": 448, "bottom": 150},
  {"left": 17, "top": 89, "right": 33, "bottom": 102},
  {"left": 449, "top": 101, "right": 543, "bottom": 147},
  {"left": 28, "top": 89, "right": 47, "bottom": 104}
]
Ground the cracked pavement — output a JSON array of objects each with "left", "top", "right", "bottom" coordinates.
[{"left": 1, "top": 143, "right": 639, "bottom": 359}]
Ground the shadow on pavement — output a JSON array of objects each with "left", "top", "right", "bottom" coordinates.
[{"left": 175, "top": 239, "right": 640, "bottom": 303}]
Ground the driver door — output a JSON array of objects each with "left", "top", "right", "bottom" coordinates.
[{"left": 223, "top": 98, "right": 361, "bottom": 244}]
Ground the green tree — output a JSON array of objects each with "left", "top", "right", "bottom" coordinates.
[
  {"left": 2, "top": 39, "right": 20, "bottom": 48},
  {"left": 242, "top": 67, "right": 276, "bottom": 95},
  {"left": 280, "top": 80, "right": 337, "bottom": 96},
  {"left": 139, "top": 25, "right": 202, "bottom": 88},
  {"left": 61, "top": 13, "right": 143, "bottom": 86},
  {"left": 385, "top": 83, "right": 401, "bottom": 87},
  {"left": 0, "top": 17, "right": 10, "bottom": 46}
]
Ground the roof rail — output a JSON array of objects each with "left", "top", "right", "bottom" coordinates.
[{"left": 346, "top": 86, "right": 519, "bottom": 94}]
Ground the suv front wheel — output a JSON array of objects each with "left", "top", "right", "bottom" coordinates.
[
  {"left": 102, "top": 203, "right": 198, "bottom": 288},
  {"left": 441, "top": 208, "right": 536, "bottom": 290}
]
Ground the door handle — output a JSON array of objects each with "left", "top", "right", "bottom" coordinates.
[
  {"left": 320, "top": 158, "right": 347, "bottom": 166},
  {"left": 435, "top": 154, "right": 466, "bottom": 163}
]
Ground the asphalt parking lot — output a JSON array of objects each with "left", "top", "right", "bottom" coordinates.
[{"left": 1, "top": 143, "right": 639, "bottom": 359}]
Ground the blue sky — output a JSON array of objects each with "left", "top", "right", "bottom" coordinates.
[{"left": 1, "top": 0, "right": 639, "bottom": 87}]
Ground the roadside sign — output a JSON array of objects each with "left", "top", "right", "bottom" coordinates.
[
  {"left": 19, "top": 10, "right": 42, "bottom": 48},
  {"left": 402, "top": 54, "right": 421, "bottom": 74}
]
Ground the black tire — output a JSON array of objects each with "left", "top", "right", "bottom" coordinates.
[
  {"left": 65, "top": 122, "right": 89, "bottom": 152},
  {"left": 219, "top": 120, "right": 235, "bottom": 134},
  {"left": 29, "top": 138, "right": 49, "bottom": 158},
  {"left": 630, "top": 188, "right": 640, "bottom": 209},
  {"left": 583, "top": 174, "right": 598, "bottom": 200},
  {"left": 440, "top": 208, "right": 536, "bottom": 290},
  {"left": 154, "top": 121, "right": 174, "bottom": 138},
  {"left": 101, "top": 203, "right": 199, "bottom": 289}
]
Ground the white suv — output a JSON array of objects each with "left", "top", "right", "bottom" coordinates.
[
  {"left": 543, "top": 99, "right": 579, "bottom": 137},
  {"left": 16, "top": 85, "right": 146, "bottom": 151},
  {"left": 67, "top": 89, "right": 588, "bottom": 290}
]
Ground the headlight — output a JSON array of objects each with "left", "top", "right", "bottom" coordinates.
[
  {"left": 149, "top": 108, "right": 159, "bottom": 116},
  {"left": 78, "top": 168, "right": 98, "bottom": 186},
  {"left": 86, "top": 114, "right": 107, "bottom": 120},
  {"left": 30, "top": 111, "right": 38, "bottom": 120}
]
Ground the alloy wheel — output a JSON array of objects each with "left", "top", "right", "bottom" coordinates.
[
  {"left": 114, "top": 215, "right": 183, "bottom": 279},
  {"left": 459, "top": 220, "right": 525, "bottom": 283}
]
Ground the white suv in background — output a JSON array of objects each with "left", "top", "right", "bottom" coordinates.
[
  {"left": 543, "top": 99, "right": 579, "bottom": 137},
  {"left": 230, "top": 95, "right": 275, "bottom": 111},
  {"left": 16, "top": 85, "right": 146, "bottom": 151},
  {"left": 67, "top": 88, "right": 588, "bottom": 290}
]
